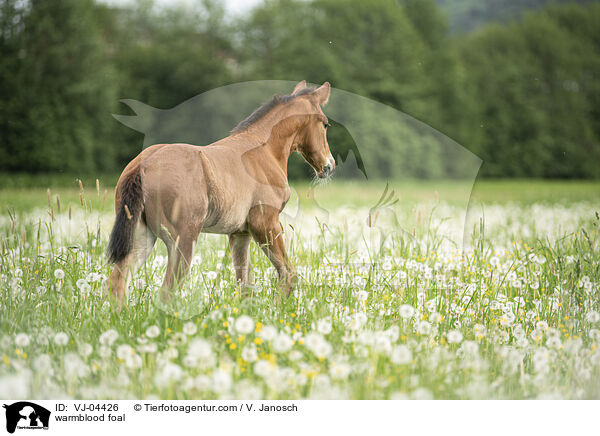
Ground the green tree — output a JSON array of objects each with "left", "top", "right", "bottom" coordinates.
[
  {"left": 241, "top": 0, "right": 429, "bottom": 113},
  {"left": 107, "top": 0, "right": 234, "bottom": 165},
  {"left": 0, "top": 0, "right": 27, "bottom": 169},
  {"left": 240, "top": 0, "right": 459, "bottom": 178},
  {"left": 458, "top": 4, "right": 600, "bottom": 177},
  {"left": 0, "top": 0, "right": 118, "bottom": 173}
]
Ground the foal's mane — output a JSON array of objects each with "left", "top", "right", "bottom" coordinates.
[{"left": 231, "top": 87, "right": 316, "bottom": 134}]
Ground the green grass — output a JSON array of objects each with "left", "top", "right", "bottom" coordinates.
[
  {"left": 2, "top": 176, "right": 599, "bottom": 214},
  {"left": 0, "top": 178, "right": 599, "bottom": 399}
]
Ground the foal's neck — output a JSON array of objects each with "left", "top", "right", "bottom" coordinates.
[
  {"left": 242, "top": 112, "right": 303, "bottom": 179},
  {"left": 265, "top": 129, "right": 296, "bottom": 177}
]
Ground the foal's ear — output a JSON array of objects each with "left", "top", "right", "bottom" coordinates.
[
  {"left": 291, "top": 80, "right": 307, "bottom": 95},
  {"left": 314, "top": 82, "right": 330, "bottom": 105}
]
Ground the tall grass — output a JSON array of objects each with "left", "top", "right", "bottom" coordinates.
[{"left": 0, "top": 182, "right": 599, "bottom": 399}]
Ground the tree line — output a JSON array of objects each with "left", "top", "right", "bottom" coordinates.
[{"left": 0, "top": 0, "right": 598, "bottom": 179}]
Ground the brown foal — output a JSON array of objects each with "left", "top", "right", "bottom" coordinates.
[{"left": 106, "top": 81, "right": 334, "bottom": 306}]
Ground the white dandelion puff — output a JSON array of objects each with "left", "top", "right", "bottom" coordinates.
[
  {"left": 234, "top": 315, "right": 255, "bottom": 335},
  {"left": 207, "top": 271, "right": 218, "bottom": 280},
  {"left": 585, "top": 311, "right": 600, "bottom": 323},
  {"left": 272, "top": 333, "right": 293, "bottom": 353},
  {"left": 390, "top": 345, "right": 412, "bottom": 365},
  {"left": 183, "top": 322, "right": 197, "bottom": 335},
  {"left": 329, "top": 362, "right": 351, "bottom": 380},
  {"left": 258, "top": 325, "right": 277, "bottom": 341},
  {"left": 317, "top": 319, "right": 332, "bottom": 335},
  {"left": 15, "top": 333, "right": 30, "bottom": 348},
  {"left": 146, "top": 325, "right": 160, "bottom": 338},
  {"left": 117, "top": 344, "right": 134, "bottom": 360},
  {"left": 99, "top": 329, "right": 119, "bottom": 346},
  {"left": 211, "top": 369, "right": 232, "bottom": 394},
  {"left": 447, "top": 330, "right": 463, "bottom": 344},
  {"left": 399, "top": 304, "right": 415, "bottom": 319},
  {"left": 241, "top": 345, "right": 258, "bottom": 363},
  {"left": 416, "top": 321, "right": 431, "bottom": 335},
  {"left": 54, "top": 332, "right": 68, "bottom": 346},
  {"left": 79, "top": 343, "right": 93, "bottom": 358}
]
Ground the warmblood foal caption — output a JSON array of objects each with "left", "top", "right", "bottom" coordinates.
[{"left": 106, "top": 81, "right": 335, "bottom": 307}]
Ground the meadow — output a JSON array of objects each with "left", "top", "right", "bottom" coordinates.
[{"left": 0, "top": 178, "right": 599, "bottom": 399}]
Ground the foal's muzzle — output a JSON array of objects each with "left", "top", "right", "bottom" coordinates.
[{"left": 318, "top": 156, "right": 336, "bottom": 179}]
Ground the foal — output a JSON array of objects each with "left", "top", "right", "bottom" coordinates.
[{"left": 106, "top": 81, "right": 334, "bottom": 306}]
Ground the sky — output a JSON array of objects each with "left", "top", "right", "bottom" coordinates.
[{"left": 99, "top": 0, "right": 264, "bottom": 16}]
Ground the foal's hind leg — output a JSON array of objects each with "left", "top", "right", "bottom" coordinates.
[
  {"left": 107, "top": 222, "right": 156, "bottom": 307},
  {"left": 160, "top": 229, "right": 198, "bottom": 302}
]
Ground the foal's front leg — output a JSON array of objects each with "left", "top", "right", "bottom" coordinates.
[{"left": 248, "top": 206, "right": 296, "bottom": 298}]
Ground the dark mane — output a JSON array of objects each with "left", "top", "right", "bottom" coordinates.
[{"left": 231, "top": 87, "right": 316, "bottom": 134}]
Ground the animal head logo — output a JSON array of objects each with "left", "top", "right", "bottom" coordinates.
[
  {"left": 114, "top": 80, "right": 482, "bottom": 252},
  {"left": 3, "top": 402, "right": 50, "bottom": 434}
]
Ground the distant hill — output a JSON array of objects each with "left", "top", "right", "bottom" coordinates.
[{"left": 436, "top": 0, "right": 598, "bottom": 32}]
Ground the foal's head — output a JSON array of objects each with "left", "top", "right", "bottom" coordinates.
[
  {"left": 288, "top": 81, "right": 335, "bottom": 179},
  {"left": 232, "top": 80, "right": 335, "bottom": 179}
]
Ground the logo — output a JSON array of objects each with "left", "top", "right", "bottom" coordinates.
[{"left": 3, "top": 402, "right": 50, "bottom": 434}]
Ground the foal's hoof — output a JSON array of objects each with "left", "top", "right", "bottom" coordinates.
[
  {"left": 274, "top": 287, "right": 293, "bottom": 304},
  {"left": 240, "top": 285, "right": 257, "bottom": 299},
  {"left": 159, "top": 290, "right": 173, "bottom": 304}
]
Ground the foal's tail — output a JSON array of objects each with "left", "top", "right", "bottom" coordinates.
[{"left": 107, "top": 167, "right": 144, "bottom": 264}]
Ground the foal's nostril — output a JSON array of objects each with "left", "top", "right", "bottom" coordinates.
[
  {"left": 326, "top": 160, "right": 335, "bottom": 173},
  {"left": 319, "top": 163, "right": 333, "bottom": 178}
]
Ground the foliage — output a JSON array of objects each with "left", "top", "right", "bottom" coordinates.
[
  {"left": 0, "top": 0, "right": 118, "bottom": 173},
  {"left": 0, "top": 0, "right": 599, "bottom": 179},
  {"left": 436, "top": 0, "right": 596, "bottom": 33},
  {"left": 455, "top": 4, "right": 600, "bottom": 177}
]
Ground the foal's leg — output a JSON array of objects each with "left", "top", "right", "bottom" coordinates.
[
  {"left": 229, "top": 232, "right": 254, "bottom": 295},
  {"left": 160, "top": 229, "right": 198, "bottom": 302},
  {"left": 248, "top": 206, "right": 296, "bottom": 298},
  {"left": 107, "top": 221, "right": 156, "bottom": 307}
]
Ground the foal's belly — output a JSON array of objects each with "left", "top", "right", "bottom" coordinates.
[
  {"left": 201, "top": 220, "right": 248, "bottom": 235},
  {"left": 199, "top": 193, "right": 288, "bottom": 235},
  {"left": 200, "top": 200, "right": 250, "bottom": 235}
]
